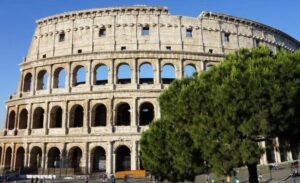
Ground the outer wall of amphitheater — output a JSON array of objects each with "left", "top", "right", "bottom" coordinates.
[{"left": 0, "top": 6, "right": 300, "bottom": 175}]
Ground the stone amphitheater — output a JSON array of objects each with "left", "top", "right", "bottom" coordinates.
[{"left": 0, "top": 5, "right": 299, "bottom": 176}]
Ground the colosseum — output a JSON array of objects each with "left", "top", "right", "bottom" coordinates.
[{"left": 0, "top": 5, "right": 299, "bottom": 176}]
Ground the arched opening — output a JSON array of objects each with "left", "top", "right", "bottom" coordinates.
[
  {"left": 291, "top": 145, "right": 299, "bottom": 160},
  {"left": 69, "top": 105, "right": 84, "bottom": 128},
  {"left": 115, "top": 146, "right": 131, "bottom": 171},
  {"left": 91, "top": 146, "right": 106, "bottom": 173},
  {"left": 50, "top": 106, "right": 63, "bottom": 128},
  {"left": 139, "top": 102, "right": 154, "bottom": 126},
  {"left": 37, "top": 70, "right": 48, "bottom": 90},
  {"left": 30, "top": 146, "right": 42, "bottom": 172},
  {"left": 161, "top": 64, "right": 175, "bottom": 84},
  {"left": 23, "top": 73, "right": 32, "bottom": 92},
  {"left": 15, "top": 147, "right": 25, "bottom": 171},
  {"left": 95, "top": 65, "right": 108, "bottom": 85},
  {"left": 32, "top": 107, "right": 44, "bottom": 129},
  {"left": 68, "top": 147, "right": 82, "bottom": 173},
  {"left": 8, "top": 111, "right": 15, "bottom": 130},
  {"left": 117, "top": 64, "right": 131, "bottom": 84},
  {"left": 116, "top": 103, "right": 130, "bottom": 126},
  {"left": 92, "top": 104, "right": 107, "bottom": 127},
  {"left": 4, "top": 147, "right": 12, "bottom": 170},
  {"left": 205, "top": 64, "right": 213, "bottom": 71},
  {"left": 73, "top": 66, "right": 86, "bottom": 86},
  {"left": 48, "top": 147, "right": 61, "bottom": 168},
  {"left": 19, "top": 109, "right": 28, "bottom": 129},
  {"left": 139, "top": 63, "right": 153, "bottom": 84},
  {"left": 266, "top": 139, "right": 276, "bottom": 163},
  {"left": 184, "top": 64, "right": 196, "bottom": 78},
  {"left": 53, "top": 68, "right": 66, "bottom": 88}
]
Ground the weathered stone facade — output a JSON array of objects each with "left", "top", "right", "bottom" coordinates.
[{"left": 0, "top": 6, "right": 299, "bottom": 175}]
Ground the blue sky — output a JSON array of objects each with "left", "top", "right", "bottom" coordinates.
[{"left": 0, "top": 0, "right": 299, "bottom": 129}]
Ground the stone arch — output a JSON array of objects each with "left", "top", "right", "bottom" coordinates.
[
  {"left": 30, "top": 146, "right": 42, "bottom": 171},
  {"left": 184, "top": 64, "right": 196, "bottom": 78},
  {"left": 69, "top": 105, "right": 84, "bottom": 128},
  {"left": 19, "top": 109, "right": 28, "bottom": 129},
  {"left": 91, "top": 104, "right": 107, "bottom": 127},
  {"left": 53, "top": 67, "right": 66, "bottom": 88},
  {"left": 15, "top": 147, "right": 25, "bottom": 170},
  {"left": 204, "top": 61, "right": 216, "bottom": 71},
  {"left": 50, "top": 106, "right": 63, "bottom": 128},
  {"left": 68, "top": 146, "right": 82, "bottom": 172},
  {"left": 139, "top": 102, "right": 154, "bottom": 126},
  {"left": 117, "top": 63, "right": 131, "bottom": 84},
  {"left": 32, "top": 107, "right": 44, "bottom": 129},
  {"left": 4, "top": 147, "right": 12, "bottom": 170},
  {"left": 115, "top": 145, "right": 131, "bottom": 171},
  {"left": 8, "top": 110, "right": 16, "bottom": 130},
  {"left": 161, "top": 63, "right": 175, "bottom": 84},
  {"left": 94, "top": 64, "right": 108, "bottom": 85},
  {"left": 73, "top": 65, "right": 86, "bottom": 86},
  {"left": 116, "top": 103, "right": 131, "bottom": 126},
  {"left": 47, "top": 147, "right": 61, "bottom": 168},
  {"left": 23, "top": 73, "right": 32, "bottom": 92},
  {"left": 139, "top": 63, "right": 154, "bottom": 84},
  {"left": 37, "top": 70, "right": 48, "bottom": 90},
  {"left": 91, "top": 146, "right": 106, "bottom": 173}
]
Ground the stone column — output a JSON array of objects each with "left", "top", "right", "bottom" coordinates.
[
  {"left": 87, "top": 60, "right": 92, "bottom": 91},
  {"left": 83, "top": 143, "right": 89, "bottom": 174},
  {"left": 10, "top": 144, "right": 15, "bottom": 171},
  {"left": 32, "top": 67, "right": 37, "bottom": 96},
  {"left": 274, "top": 138, "right": 281, "bottom": 163},
  {"left": 1, "top": 144, "right": 6, "bottom": 169},
  {"left": 132, "top": 59, "right": 138, "bottom": 85},
  {"left": 27, "top": 104, "right": 33, "bottom": 135},
  {"left": 24, "top": 143, "right": 29, "bottom": 168},
  {"left": 67, "top": 62, "right": 72, "bottom": 92},
  {"left": 84, "top": 100, "right": 91, "bottom": 134},
  {"left": 49, "top": 64, "right": 53, "bottom": 94},
  {"left": 44, "top": 101, "right": 50, "bottom": 135},
  {"left": 64, "top": 101, "right": 69, "bottom": 134},
  {"left": 131, "top": 141, "right": 138, "bottom": 170},
  {"left": 108, "top": 59, "right": 114, "bottom": 85},
  {"left": 131, "top": 97, "right": 138, "bottom": 128},
  {"left": 259, "top": 141, "right": 268, "bottom": 165},
  {"left": 18, "top": 71, "right": 24, "bottom": 97},
  {"left": 106, "top": 141, "right": 114, "bottom": 174},
  {"left": 154, "top": 59, "right": 161, "bottom": 84},
  {"left": 176, "top": 59, "right": 183, "bottom": 79},
  {"left": 14, "top": 105, "right": 20, "bottom": 134},
  {"left": 41, "top": 143, "right": 47, "bottom": 173}
]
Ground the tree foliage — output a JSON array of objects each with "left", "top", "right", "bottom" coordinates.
[{"left": 141, "top": 46, "right": 300, "bottom": 183}]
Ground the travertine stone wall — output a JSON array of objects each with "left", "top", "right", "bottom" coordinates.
[{"left": 0, "top": 6, "right": 299, "bottom": 175}]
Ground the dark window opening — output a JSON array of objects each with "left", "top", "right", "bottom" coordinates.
[
  {"left": 53, "top": 68, "right": 66, "bottom": 88},
  {"left": 121, "top": 46, "right": 126, "bottom": 51},
  {"left": 92, "top": 104, "right": 107, "bottom": 127},
  {"left": 208, "top": 49, "right": 213, "bottom": 53},
  {"left": 99, "top": 28, "right": 106, "bottom": 37},
  {"left": 19, "top": 109, "right": 28, "bottom": 129},
  {"left": 224, "top": 33, "right": 230, "bottom": 42},
  {"left": 8, "top": 111, "right": 15, "bottom": 130},
  {"left": 77, "top": 49, "right": 82, "bottom": 54},
  {"left": 59, "top": 32, "right": 65, "bottom": 42},
  {"left": 32, "top": 107, "right": 44, "bottom": 129},
  {"left": 116, "top": 103, "right": 130, "bottom": 126},
  {"left": 50, "top": 106, "right": 62, "bottom": 128},
  {"left": 42, "top": 54, "right": 47, "bottom": 59},
  {"left": 70, "top": 105, "right": 83, "bottom": 128},
  {"left": 139, "top": 103, "right": 154, "bottom": 126},
  {"left": 4, "top": 147, "right": 12, "bottom": 170},
  {"left": 92, "top": 146, "right": 106, "bottom": 173},
  {"left": 68, "top": 147, "right": 82, "bottom": 173},
  {"left": 186, "top": 28, "right": 193, "bottom": 38},
  {"left": 29, "top": 147, "right": 42, "bottom": 172},
  {"left": 166, "top": 46, "right": 171, "bottom": 51},
  {"left": 256, "top": 39, "right": 260, "bottom": 47},
  {"left": 116, "top": 146, "right": 131, "bottom": 171},
  {"left": 47, "top": 147, "right": 60, "bottom": 168},
  {"left": 15, "top": 147, "right": 25, "bottom": 170},
  {"left": 23, "top": 73, "right": 32, "bottom": 92},
  {"left": 142, "top": 26, "right": 149, "bottom": 36}
]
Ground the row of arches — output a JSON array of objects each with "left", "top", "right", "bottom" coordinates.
[
  {"left": 22, "top": 63, "right": 203, "bottom": 92},
  {"left": 3, "top": 145, "right": 132, "bottom": 173},
  {"left": 7, "top": 102, "right": 154, "bottom": 130}
]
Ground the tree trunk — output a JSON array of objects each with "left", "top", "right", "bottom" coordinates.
[{"left": 247, "top": 163, "right": 259, "bottom": 183}]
